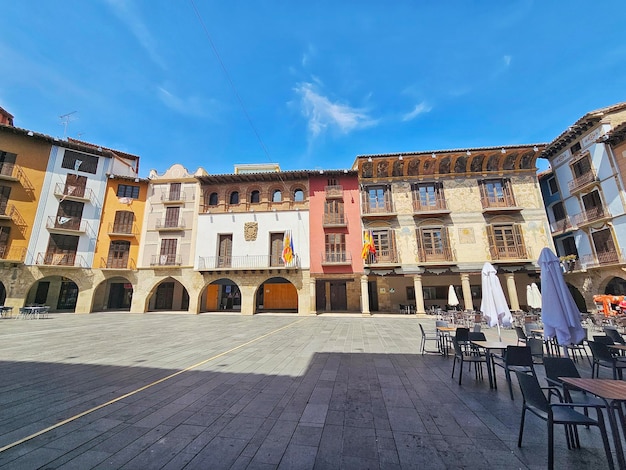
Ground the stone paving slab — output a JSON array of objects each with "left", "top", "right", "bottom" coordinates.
[{"left": 0, "top": 313, "right": 618, "bottom": 469}]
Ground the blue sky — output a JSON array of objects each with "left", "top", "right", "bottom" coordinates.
[{"left": 1, "top": 1, "right": 625, "bottom": 177}]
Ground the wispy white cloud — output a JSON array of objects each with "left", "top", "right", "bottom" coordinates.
[
  {"left": 301, "top": 44, "right": 316, "bottom": 68},
  {"left": 402, "top": 102, "right": 432, "bottom": 122},
  {"left": 157, "top": 86, "right": 210, "bottom": 117},
  {"left": 294, "top": 82, "right": 377, "bottom": 137},
  {"left": 104, "top": 0, "right": 166, "bottom": 69},
  {"left": 503, "top": 55, "right": 512, "bottom": 66}
]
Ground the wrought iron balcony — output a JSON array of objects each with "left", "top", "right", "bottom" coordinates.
[
  {"left": 100, "top": 257, "right": 136, "bottom": 269},
  {"left": 325, "top": 185, "right": 343, "bottom": 199},
  {"left": 155, "top": 218, "right": 186, "bottom": 230},
  {"left": 568, "top": 171, "right": 597, "bottom": 194},
  {"left": 361, "top": 195, "right": 395, "bottom": 217},
  {"left": 198, "top": 254, "right": 300, "bottom": 270},
  {"left": 488, "top": 244, "right": 528, "bottom": 261},
  {"left": 46, "top": 215, "right": 91, "bottom": 234},
  {"left": 321, "top": 251, "right": 352, "bottom": 265},
  {"left": 322, "top": 214, "right": 347, "bottom": 227},
  {"left": 571, "top": 206, "right": 610, "bottom": 228},
  {"left": 108, "top": 222, "right": 138, "bottom": 236},
  {"left": 363, "top": 248, "right": 399, "bottom": 265},
  {"left": 412, "top": 196, "right": 450, "bottom": 216},
  {"left": 54, "top": 183, "right": 96, "bottom": 204},
  {"left": 417, "top": 245, "right": 454, "bottom": 263},
  {"left": 0, "top": 162, "right": 18, "bottom": 181},
  {"left": 480, "top": 193, "right": 519, "bottom": 211},
  {"left": 0, "top": 246, "right": 26, "bottom": 262},
  {"left": 550, "top": 217, "right": 572, "bottom": 234},
  {"left": 36, "top": 252, "right": 86, "bottom": 267},
  {"left": 580, "top": 250, "right": 624, "bottom": 269},
  {"left": 161, "top": 191, "right": 187, "bottom": 203},
  {"left": 150, "top": 254, "right": 182, "bottom": 266}
]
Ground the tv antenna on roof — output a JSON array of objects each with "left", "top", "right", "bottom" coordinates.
[{"left": 59, "top": 111, "right": 77, "bottom": 139}]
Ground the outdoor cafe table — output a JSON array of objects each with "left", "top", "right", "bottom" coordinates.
[
  {"left": 20, "top": 306, "right": 48, "bottom": 319},
  {"left": 436, "top": 326, "right": 456, "bottom": 356},
  {"left": 560, "top": 377, "right": 626, "bottom": 469},
  {"left": 469, "top": 340, "right": 510, "bottom": 389}
]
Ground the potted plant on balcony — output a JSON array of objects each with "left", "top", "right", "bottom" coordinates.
[{"left": 559, "top": 254, "right": 577, "bottom": 272}]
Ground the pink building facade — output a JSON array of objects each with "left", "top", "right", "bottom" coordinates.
[{"left": 309, "top": 170, "right": 364, "bottom": 312}]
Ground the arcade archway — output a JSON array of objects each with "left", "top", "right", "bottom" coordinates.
[
  {"left": 256, "top": 277, "right": 298, "bottom": 313},
  {"left": 199, "top": 278, "right": 241, "bottom": 312},
  {"left": 147, "top": 277, "right": 189, "bottom": 312},
  {"left": 25, "top": 276, "right": 79, "bottom": 312},
  {"left": 92, "top": 276, "right": 133, "bottom": 312}
]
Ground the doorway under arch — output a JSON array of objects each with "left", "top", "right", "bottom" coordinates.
[
  {"left": 147, "top": 277, "right": 189, "bottom": 312},
  {"left": 604, "top": 277, "right": 626, "bottom": 296},
  {"left": 566, "top": 282, "right": 587, "bottom": 313},
  {"left": 199, "top": 278, "right": 241, "bottom": 312},
  {"left": 25, "top": 276, "right": 79, "bottom": 312},
  {"left": 0, "top": 281, "right": 5, "bottom": 305},
  {"left": 256, "top": 277, "right": 298, "bottom": 313},
  {"left": 91, "top": 276, "right": 133, "bottom": 312}
]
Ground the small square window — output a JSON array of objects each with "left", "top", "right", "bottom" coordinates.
[{"left": 547, "top": 177, "right": 558, "bottom": 195}]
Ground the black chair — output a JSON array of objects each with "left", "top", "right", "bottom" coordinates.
[
  {"left": 418, "top": 323, "right": 438, "bottom": 355},
  {"left": 515, "top": 371, "right": 614, "bottom": 470},
  {"left": 493, "top": 346, "right": 535, "bottom": 400},
  {"left": 543, "top": 357, "right": 605, "bottom": 414},
  {"left": 451, "top": 338, "right": 487, "bottom": 385},
  {"left": 587, "top": 340, "right": 626, "bottom": 379},
  {"left": 604, "top": 327, "right": 625, "bottom": 345},
  {"left": 514, "top": 326, "right": 528, "bottom": 346},
  {"left": 527, "top": 337, "right": 544, "bottom": 364},
  {"left": 592, "top": 335, "right": 614, "bottom": 345},
  {"left": 562, "top": 329, "right": 590, "bottom": 366}
]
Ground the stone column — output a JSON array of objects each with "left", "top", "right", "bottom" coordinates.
[
  {"left": 461, "top": 273, "right": 473, "bottom": 311},
  {"left": 505, "top": 273, "right": 520, "bottom": 311},
  {"left": 310, "top": 277, "right": 317, "bottom": 314},
  {"left": 360, "top": 275, "right": 370, "bottom": 315},
  {"left": 413, "top": 274, "right": 425, "bottom": 314},
  {"left": 239, "top": 285, "right": 256, "bottom": 315}
]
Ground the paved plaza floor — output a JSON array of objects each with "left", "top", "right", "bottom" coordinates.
[{"left": 0, "top": 313, "right": 617, "bottom": 469}]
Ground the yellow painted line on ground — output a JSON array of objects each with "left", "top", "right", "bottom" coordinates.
[{"left": 0, "top": 318, "right": 307, "bottom": 453}]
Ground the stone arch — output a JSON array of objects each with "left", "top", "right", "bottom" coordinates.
[
  {"left": 486, "top": 154, "right": 500, "bottom": 171},
  {"left": 91, "top": 275, "right": 134, "bottom": 312},
  {"left": 470, "top": 154, "right": 484, "bottom": 172},
  {"left": 290, "top": 184, "right": 306, "bottom": 202},
  {"left": 376, "top": 160, "right": 389, "bottom": 178},
  {"left": 255, "top": 276, "right": 298, "bottom": 313},
  {"left": 604, "top": 276, "right": 626, "bottom": 295},
  {"left": 145, "top": 276, "right": 190, "bottom": 312},
  {"left": 199, "top": 277, "right": 242, "bottom": 312},
  {"left": 24, "top": 275, "right": 81, "bottom": 312},
  {"left": 392, "top": 159, "right": 404, "bottom": 177},
  {"left": 566, "top": 282, "right": 587, "bottom": 313},
  {"left": 246, "top": 186, "right": 262, "bottom": 204},
  {"left": 503, "top": 152, "right": 518, "bottom": 171}
]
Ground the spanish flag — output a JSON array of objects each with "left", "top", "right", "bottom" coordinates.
[
  {"left": 282, "top": 230, "right": 294, "bottom": 264},
  {"left": 361, "top": 230, "right": 376, "bottom": 260}
]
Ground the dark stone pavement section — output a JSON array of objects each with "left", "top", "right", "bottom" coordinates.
[{"left": 0, "top": 313, "right": 617, "bottom": 469}]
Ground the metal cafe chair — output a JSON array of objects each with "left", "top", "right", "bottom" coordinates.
[{"left": 515, "top": 371, "right": 614, "bottom": 470}]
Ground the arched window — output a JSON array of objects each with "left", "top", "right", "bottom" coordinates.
[
  {"left": 250, "top": 190, "right": 260, "bottom": 204},
  {"left": 207, "top": 192, "right": 218, "bottom": 206},
  {"left": 229, "top": 191, "right": 239, "bottom": 205},
  {"left": 293, "top": 188, "right": 304, "bottom": 202},
  {"left": 272, "top": 189, "right": 282, "bottom": 203}
]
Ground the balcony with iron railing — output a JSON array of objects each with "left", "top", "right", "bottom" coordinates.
[
  {"left": 412, "top": 195, "right": 450, "bottom": 217},
  {"left": 0, "top": 245, "right": 26, "bottom": 262},
  {"left": 322, "top": 214, "right": 347, "bottom": 227},
  {"left": 161, "top": 191, "right": 187, "bottom": 204},
  {"left": 480, "top": 192, "right": 520, "bottom": 212},
  {"left": 580, "top": 250, "right": 625, "bottom": 270},
  {"left": 150, "top": 254, "right": 183, "bottom": 267},
  {"left": 488, "top": 243, "right": 529, "bottom": 261},
  {"left": 568, "top": 170, "right": 598, "bottom": 194},
  {"left": 361, "top": 195, "right": 396, "bottom": 218},
  {"left": 0, "top": 162, "right": 19, "bottom": 181},
  {"left": 54, "top": 182, "right": 96, "bottom": 204},
  {"left": 550, "top": 217, "right": 573, "bottom": 234},
  {"left": 36, "top": 252, "right": 86, "bottom": 267},
  {"left": 46, "top": 215, "right": 91, "bottom": 234},
  {"left": 100, "top": 257, "right": 136, "bottom": 270},
  {"left": 363, "top": 248, "right": 399, "bottom": 266},
  {"left": 325, "top": 185, "right": 343, "bottom": 199},
  {"left": 321, "top": 251, "right": 352, "bottom": 265},
  {"left": 198, "top": 254, "right": 300, "bottom": 270},
  {"left": 108, "top": 222, "right": 138, "bottom": 236},
  {"left": 0, "top": 203, "right": 16, "bottom": 220},
  {"left": 570, "top": 206, "right": 611, "bottom": 228},
  {"left": 155, "top": 218, "right": 186, "bottom": 231},
  {"left": 417, "top": 245, "right": 455, "bottom": 264}
]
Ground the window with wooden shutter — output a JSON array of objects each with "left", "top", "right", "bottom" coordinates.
[
  {"left": 159, "top": 238, "right": 177, "bottom": 265},
  {"left": 65, "top": 174, "right": 87, "bottom": 198},
  {"left": 56, "top": 200, "right": 84, "bottom": 230},
  {"left": 270, "top": 232, "right": 284, "bottom": 266},
  {"left": 0, "top": 186, "right": 10, "bottom": 215},
  {"left": 0, "top": 226, "right": 10, "bottom": 258},
  {"left": 218, "top": 234, "right": 232, "bottom": 267},
  {"left": 169, "top": 183, "right": 181, "bottom": 201},
  {"left": 164, "top": 206, "right": 180, "bottom": 228},
  {"left": 107, "top": 240, "right": 130, "bottom": 268},
  {"left": 113, "top": 211, "right": 135, "bottom": 233}
]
